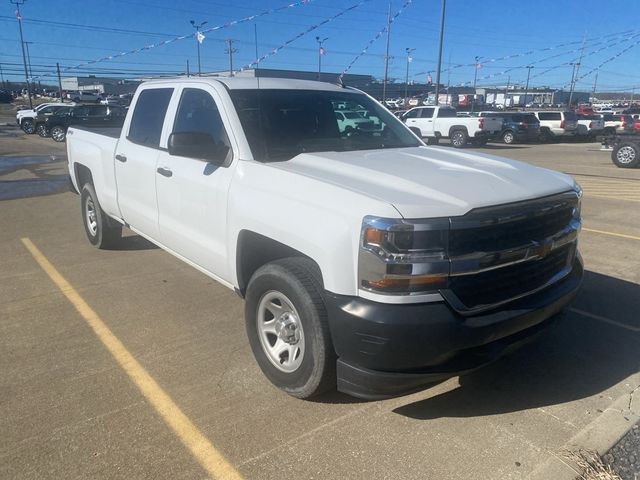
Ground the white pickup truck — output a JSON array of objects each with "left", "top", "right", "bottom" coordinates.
[
  {"left": 67, "top": 77, "right": 583, "bottom": 400},
  {"left": 402, "top": 106, "right": 502, "bottom": 147}
]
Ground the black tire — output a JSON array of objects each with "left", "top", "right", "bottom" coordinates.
[
  {"left": 21, "top": 118, "right": 35, "bottom": 134},
  {"left": 50, "top": 125, "right": 67, "bottom": 142},
  {"left": 612, "top": 142, "right": 640, "bottom": 168},
  {"left": 36, "top": 124, "right": 49, "bottom": 137},
  {"left": 245, "top": 257, "right": 336, "bottom": 399},
  {"left": 450, "top": 129, "right": 468, "bottom": 148},
  {"left": 80, "top": 183, "right": 122, "bottom": 249},
  {"left": 502, "top": 130, "right": 515, "bottom": 144}
]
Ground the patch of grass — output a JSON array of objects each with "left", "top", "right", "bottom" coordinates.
[{"left": 561, "top": 449, "right": 622, "bottom": 480}]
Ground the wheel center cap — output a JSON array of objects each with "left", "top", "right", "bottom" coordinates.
[{"left": 275, "top": 313, "right": 300, "bottom": 344}]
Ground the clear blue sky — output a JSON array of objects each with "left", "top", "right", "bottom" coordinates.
[{"left": 2, "top": 0, "right": 640, "bottom": 92}]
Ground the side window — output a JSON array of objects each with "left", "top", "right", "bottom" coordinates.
[
  {"left": 73, "top": 106, "right": 89, "bottom": 117},
  {"left": 404, "top": 109, "right": 419, "bottom": 119},
  {"left": 335, "top": 112, "right": 344, "bottom": 121},
  {"left": 422, "top": 107, "right": 435, "bottom": 118},
  {"left": 40, "top": 106, "right": 54, "bottom": 114},
  {"left": 128, "top": 88, "right": 173, "bottom": 148},
  {"left": 88, "top": 106, "right": 107, "bottom": 116},
  {"left": 172, "top": 88, "right": 230, "bottom": 148}
]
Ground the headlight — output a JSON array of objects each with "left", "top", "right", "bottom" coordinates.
[
  {"left": 358, "top": 216, "right": 449, "bottom": 295},
  {"left": 572, "top": 181, "right": 582, "bottom": 219}
]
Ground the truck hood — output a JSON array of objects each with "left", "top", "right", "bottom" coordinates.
[{"left": 268, "top": 146, "right": 576, "bottom": 218}]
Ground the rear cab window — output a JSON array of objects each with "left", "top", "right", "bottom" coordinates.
[{"left": 127, "top": 87, "right": 174, "bottom": 148}]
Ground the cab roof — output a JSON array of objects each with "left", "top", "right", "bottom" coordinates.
[{"left": 142, "top": 76, "right": 353, "bottom": 92}]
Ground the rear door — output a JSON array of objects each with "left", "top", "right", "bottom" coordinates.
[
  {"left": 115, "top": 86, "right": 175, "bottom": 239},
  {"left": 155, "top": 85, "right": 236, "bottom": 280}
]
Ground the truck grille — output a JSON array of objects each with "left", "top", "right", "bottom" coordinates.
[{"left": 443, "top": 191, "right": 580, "bottom": 313}]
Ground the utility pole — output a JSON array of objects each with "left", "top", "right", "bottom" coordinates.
[
  {"left": 523, "top": 66, "right": 533, "bottom": 110},
  {"left": 471, "top": 55, "right": 480, "bottom": 112},
  {"left": 11, "top": 0, "right": 32, "bottom": 109},
  {"left": 568, "top": 32, "right": 587, "bottom": 108},
  {"left": 0, "top": 62, "right": 5, "bottom": 88},
  {"left": 504, "top": 75, "right": 510, "bottom": 109},
  {"left": 434, "top": 0, "right": 447, "bottom": 106},
  {"left": 382, "top": 0, "right": 392, "bottom": 103},
  {"left": 404, "top": 47, "right": 415, "bottom": 107},
  {"left": 24, "top": 40, "right": 33, "bottom": 80},
  {"left": 186, "top": 59, "right": 190, "bottom": 77},
  {"left": 315, "top": 36, "right": 328, "bottom": 80},
  {"left": 56, "top": 62, "right": 63, "bottom": 103},
  {"left": 190, "top": 20, "right": 207, "bottom": 76},
  {"left": 225, "top": 39, "right": 238, "bottom": 76},
  {"left": 592, "top": 69, "right": 598, "bottom": 95}
]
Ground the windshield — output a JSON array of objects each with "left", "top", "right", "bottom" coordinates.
[{"left": 229, "top": 89, "right": 421, "bottom": 161}]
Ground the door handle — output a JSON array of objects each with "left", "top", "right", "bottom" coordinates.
[
  {"left": 157, "top": 167, "right": 173, "bottom": 177},
  {"left": 115, "top": 154, "right": 127, "bottom": 162}
]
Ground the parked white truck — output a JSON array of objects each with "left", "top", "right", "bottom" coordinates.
[
  {"left": 402, "top": 105, "right": 503, "bottom": 147},
  {"left": 67, "top": 78, "right": 583, "bottom": 400}
]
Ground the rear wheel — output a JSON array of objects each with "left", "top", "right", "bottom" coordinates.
[
  {"left": 502, "top": 130, "right": 515, "bottom": 144},
  {"left": 612, "top": 142, "right": 640, "bottom": 168},
  {"left": 80, "top": 183, "right": 122, "bottom": 248},
  {"left": 245, "top": 257, "right": 336, "bottom": 399},
  {"left": 450, "top": 130, "right": 468, "bottom": 148},
  {"left": 50, "top": 125, "right": 66, "bottom": 142},
  {"left": 21, "top": 118, "right": 35, "bottom": 134},
  {"left": 538, "top": 128, "right": 552, "bottom": 143}
]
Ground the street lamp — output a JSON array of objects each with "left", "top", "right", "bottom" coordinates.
[
  {"left": 10, "top": 0, "right": 32, "bottom": 109},
  {"left": 404, "top": 48, "right": 415, "bottom": 108},
  {"left": 523, "top": 65, "right": 534, "bottom": 110},
  {"left": 190, "top": 20, "right": 207, "bottom": 76},
  {"left": 434, "top": 0, "right": 447, "bottom": 106},
  {"left": 568, "top": 61, "right": 580, "bottom": 108},
  {"left": 315, "top": 36, "right": 328, "bottom": 80}
]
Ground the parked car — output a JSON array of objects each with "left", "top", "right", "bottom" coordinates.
[
  {"left": 35, "top": 106, "right": 75, "bottom": 137},
  {"left": 532, "top": 111, "right": 579, "bottom": 142},
  {"left": 69, "top": 91, "right": 102, "bottom": 103},
  {"left": 334, "top": 110, "right": 374, "bottom": 133},
  {"left": 66, "top": 77, "right": 583, "bottom": 400},
  {"left": 47, "top": 104, "right": 127, "bottom": 142},
  {"left": 474, "top": 112, "right": 540, "bottom": 144},
  {"left": 0, "top": 90, "right": 12, "bottom": 103},
  {"left": 576, "top": 114, "right": 605, "bottom": 139},
  {"left": 403, "top": 106, "right": 502, "bottom": 147},
  {"left": 16, "top": 103, "right": 74, "bottom": 134},
  {"left": 600, "top": 113, "right": 634, "bottom": 135}
]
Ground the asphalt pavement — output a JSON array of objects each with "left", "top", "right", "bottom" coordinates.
[{"left": 1, "top": 123, "right": 639, "bottom": 480}]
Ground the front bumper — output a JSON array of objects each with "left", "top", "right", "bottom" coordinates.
[{"left": 325, "top": 256, "right": 583, "bottom": 400}]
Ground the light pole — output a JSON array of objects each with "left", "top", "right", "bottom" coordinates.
[
  {"left": 24, "top": 41, "right": 33, "bottom": 80},
  {"left": 10, "top": 0, "right": 32, "bottom": 109},
  {"left": 190, "top": 20, "right": 207, "bottom": 76},
  {"left": 471, "top": 55, "right": 480, "bottom": 112},
  {"left": 225, "top": 39, "right": 238, "bottom": 76},
  {"left": 382, "top": 0, "right": 391, "bottom": 103},
  {"left": 523, "top": 65, "right": 533, "bottom": 110},
  {"left": 315, "top": 36, "right": 328, "bottom": 80},
  {"left": 404, "top": 47, "right": 415, "bottom": 107},
  {"left": 434, "top": 0, "right": 447, "bottom": 106}
]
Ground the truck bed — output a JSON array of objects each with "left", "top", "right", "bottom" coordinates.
[{"left": 71, "top": 125, "right": 122, "bottom": 139}]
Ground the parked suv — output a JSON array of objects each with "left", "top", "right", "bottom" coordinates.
[
  {"left": 47, "top": 104, "right": 127, "bottom": 142},
  {"left": 475, "top": 112, "right": 540, "bottom": 144},
  {"left": 600, "top": 113, "right": 634, "bottom": 135},
  {"left": 70, "top": 91, "right": 102, "bottom": 103},
  {"left": 533, "top": 111, "right": 578, "bottom": 142}
]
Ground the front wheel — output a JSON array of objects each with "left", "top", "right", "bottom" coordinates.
[
  {"left": 50, "top": 125, "right": 67, "bottom": 142},
  {"left": 612, "top": 142, "right": 640, "bottom": 168},
  {"left": 245, "top": 257, "right": 336, "bottom": 399},
  {"left": 36, "top": 124, "right": 49, "bottom": 137},
  {"left": 450, "top": 130, "right": 468, "bottom": 148},
  {"left": 80, "top": 183, "right": 122, "bottom": 248}
]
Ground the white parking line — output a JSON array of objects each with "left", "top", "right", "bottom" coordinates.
[{"left": 570, "top": 308, "right": 640, "bottom": 333}]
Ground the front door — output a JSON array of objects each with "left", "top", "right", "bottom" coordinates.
[{"left": 155, "top": 85, "right": 236, "bottom": 281}]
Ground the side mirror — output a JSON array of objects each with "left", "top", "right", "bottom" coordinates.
[{"left": 168, "top": 132, "right": 229, "bottom": 163}]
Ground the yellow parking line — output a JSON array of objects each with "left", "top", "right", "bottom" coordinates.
[
  {"left": 21, "top": 238, "right": 243, "bottom": 480},
  {"left": 582, "top": 227, "right": 640, "bottom": 241},
  {"left": 570, "top": 308, "right": 640, "bottom": 333}
]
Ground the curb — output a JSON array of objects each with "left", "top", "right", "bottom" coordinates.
[{"left": 527, "top": 378, "right": 640, "bottom": 480}]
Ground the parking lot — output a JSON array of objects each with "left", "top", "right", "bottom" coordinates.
[{"left": 1, "top": 120, "right": 639, "bottom": 479}]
